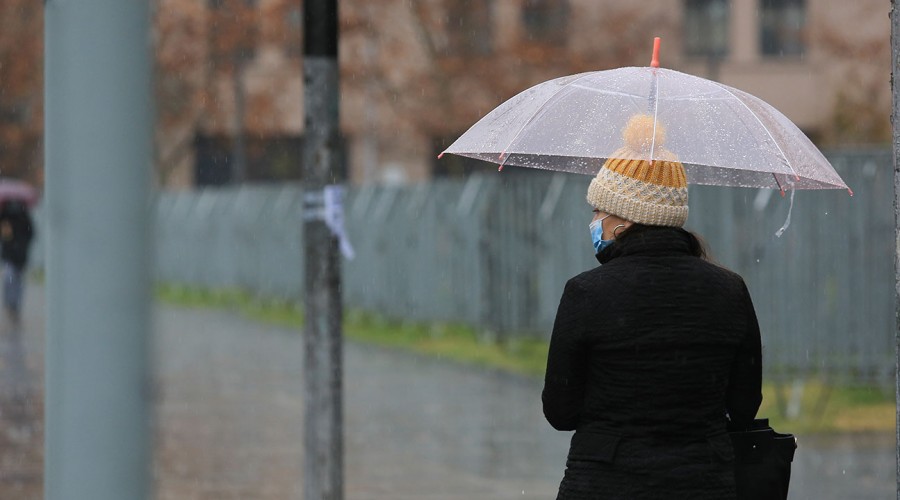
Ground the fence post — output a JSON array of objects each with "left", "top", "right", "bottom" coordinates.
[{"left": 44, "top": 0, "right": 152, "bottom": 498}]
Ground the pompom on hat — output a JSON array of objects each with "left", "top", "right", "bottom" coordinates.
[{"left": 586, "top": 114, "right": 689, "bottom": 227}]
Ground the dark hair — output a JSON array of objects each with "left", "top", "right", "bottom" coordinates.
[{"left": 615, "top": 223, "right": 711, "bottom": 261}]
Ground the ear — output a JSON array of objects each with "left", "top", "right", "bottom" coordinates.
[{"left": 613, "top": 218, "right": 634, "bottom": 238}]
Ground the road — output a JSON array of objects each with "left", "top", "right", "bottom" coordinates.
[{"left": 0, "top": 285, "right": 894, "bottom": 498}]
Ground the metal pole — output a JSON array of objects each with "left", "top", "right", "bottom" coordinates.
[
  {"left": 232, "top": 59, "right": 247, "bottom": 183},
  {"left": 303, "top": 1, "right": 343, "bottom": 499},
  {"left": 44, "top": 1, "right": 152, "bottom": 499},
  {"left": 892, "top": 2, "right": 900, "bottom": 497}
]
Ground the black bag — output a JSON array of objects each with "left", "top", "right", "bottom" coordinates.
[{"left": 729, "top": 419, "right": 797, "bottom": 500}]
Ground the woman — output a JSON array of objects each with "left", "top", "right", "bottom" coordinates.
[
  {"left": 542, "top": 115, "right": 762, "bottom": 499},
  {"left": 0, "top": 200, "right": 33, "bottom": 324}
]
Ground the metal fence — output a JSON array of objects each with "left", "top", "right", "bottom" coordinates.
[{"left": 34, "top": 149, "right": 891, "bottom": 382}]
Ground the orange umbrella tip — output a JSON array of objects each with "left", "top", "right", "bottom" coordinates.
[
  {"left": 650, "top": 37, "right": 661, "bottom": 68},
  {"left": 847, "top": 188, "right": 854, "bottom": 197}
]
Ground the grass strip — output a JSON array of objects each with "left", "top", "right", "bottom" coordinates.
[
  {"left": 760, "top": 380, "right": 894, "bottom": 434},
  {"left": 156, "top": 283, "right": 548, "bottom": 377}
]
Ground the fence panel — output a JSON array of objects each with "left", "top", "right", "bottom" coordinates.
[{"left": 26, "top": 149, "right": 891, "bottom": 382}]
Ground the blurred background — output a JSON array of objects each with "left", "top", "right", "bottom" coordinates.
[
  {"left": 2, "top": 0, "right": 889, "bottom": 187},
  {"left": 0, "top": 0, "right": 896, "bottom": 498}
]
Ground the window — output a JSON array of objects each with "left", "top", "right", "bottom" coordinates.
[
  {"left": 521, "top": 0, "right": 569, "bottom": 44},
  {"left": 445, "top": 0, "right": 493, "bottom": 56},
  {"left": 208, "top": 0, "right": 256, "bottom": 8},
  {"left": 683, "top": 0, "right": 729, "bottom": 58},
  {"left": 194, "top": 135, "right": 307, "bottom": 186},
  {"left": 0, "top": 103, "right": 27, "bottom": 124},
  {"left": 760, "top": 0, "right": 805, "bottom": 57}
]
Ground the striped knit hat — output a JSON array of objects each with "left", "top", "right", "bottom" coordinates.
[{"left": 586, "top": 114, "right": 689, "bottom": 227}]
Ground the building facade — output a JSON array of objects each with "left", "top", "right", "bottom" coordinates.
[{"left": 155, "top": 0, "right": 890, "bottom": 188}]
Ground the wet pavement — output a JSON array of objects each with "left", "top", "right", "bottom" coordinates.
[
  {"left": 0, "top": 285, "right": 896, "bottom": 498},
  {"left": 0, "top": 311, "right": 42, "bottom": 499},
  {"left": 153, "top": 300, "right": 563, "bottom": 499}
]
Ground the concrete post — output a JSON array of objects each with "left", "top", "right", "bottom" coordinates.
[{"left": 44, "top": 1, "right": 152, "bottom": 498}]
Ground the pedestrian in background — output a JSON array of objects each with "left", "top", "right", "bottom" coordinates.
[
  {"left": 0, "top": 200, "right": 34, "bottom": 324},
  {"left": 542, "top": 115, "right": 763, "bottom": 499}
]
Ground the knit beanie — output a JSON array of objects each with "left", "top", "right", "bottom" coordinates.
[{"left": 586, "top": 114, "right": 689, "bottom": 227}]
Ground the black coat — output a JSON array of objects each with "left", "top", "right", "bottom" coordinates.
[
  {"left": 0, "top": 207, "right": 33, "bottom": 269},
  {"left": 542, "top": 227, "right": 762, "bottom": 500}
]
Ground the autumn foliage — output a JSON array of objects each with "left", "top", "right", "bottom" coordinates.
[
  {"left": 0, "top": 0, "right": 891, "bottom": 186},
  {"left": 0, "top": 0, "right": 42, "bottom": 183}
]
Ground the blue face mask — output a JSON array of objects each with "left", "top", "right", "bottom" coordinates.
[{"left": 590, "top": 215, "right": 613, "bottom": 254}]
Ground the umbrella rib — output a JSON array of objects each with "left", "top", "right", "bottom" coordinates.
[
  {"left": 772, "top": 173, "right": 785, "bottom": 195},
  {"left": 569, "top": 84, "right": 735, "bottom": 102},
  {"left": 708, "top": 81, "right": 800, "bottom": 182},
  {"left": 568, "top": 85, "right": 646, "bottom": 97},
  {"left": 497, "top": 72, "right": 597, "bottom": 170}
]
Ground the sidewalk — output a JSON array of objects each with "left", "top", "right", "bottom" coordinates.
[
  {"left": 153, "top": 296, "right": 563, "bottom": 499},
  {"left": 0, "top": 299, "right": 42, "bottom": 499},
  {"left": 0, "top": 285, "right": 895, "bottom": 499}
]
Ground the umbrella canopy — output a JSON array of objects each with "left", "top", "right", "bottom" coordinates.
[
  {"left": 441, "top": 49, "right": 849, "bottom": 194},
  {"left": 0, "top": 179, "right": 39, "bottom": 208}
]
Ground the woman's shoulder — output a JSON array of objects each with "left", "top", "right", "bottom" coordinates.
[
  {"left": 568, "top": 254, "right": 749, "bottom": 295},
  {"left": 690, "top": 258, "right": 751, "bottom": 297},
  {"left": 567, "top": 265, "right": 615, "bottom": 292}
]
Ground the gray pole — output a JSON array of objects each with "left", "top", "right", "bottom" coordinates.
[
  {"left": 303, "top": 1, "right": 344, "bottom": 499},
  {"left": 893, "top": 1, "right": 900, "bottom": 497},
  {"left": 44, "top": 1, "right": 152, "bottom": 499},
  {"left": 232, "top": 59, "right": 248, "bottom": 183}
]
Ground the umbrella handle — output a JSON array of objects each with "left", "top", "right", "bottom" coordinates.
[{"left": 650, "top": 37, "right": 661, "bottom": 68}]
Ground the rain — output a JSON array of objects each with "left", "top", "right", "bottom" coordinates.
[{"left": 0, "top": 0, "right": 896, "bottom": 499}]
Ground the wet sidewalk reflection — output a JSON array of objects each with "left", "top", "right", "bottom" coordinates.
[
  {"left": 152, "top": 300, "right": 895, "bottom": 499},
  {"left": 0, "top": 297, "right": 43, "bottom": 499}
]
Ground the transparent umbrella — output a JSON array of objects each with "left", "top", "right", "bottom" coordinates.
[{"left": 440, "top": 38, "right": 850, "bottom": 195}]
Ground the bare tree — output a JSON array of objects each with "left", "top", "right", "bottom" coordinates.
[
  {"left": 817, "top": 3, "right": 891, "bottom": 146},
  {"left": 153, "top": 0, "right": 207, "bottom": 185},
  {"left": 341, "top": 0, "right": 673, "bottom": 152},
  {"left": 0, "top": 0, "right": 42, "bottom": 182}
]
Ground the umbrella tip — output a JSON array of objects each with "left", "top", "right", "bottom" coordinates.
[
  {"left": 437, "top": 152, "right": 445, "bottom": 159},
  {"left": 650, "top": 37, "right": 661, "bottom": 68},
  {"left": 498, "top": 165, "right": 504, "bottom": 172},
  {"left": 847, "top": 188, "right": 854, "bottom": 197}
]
